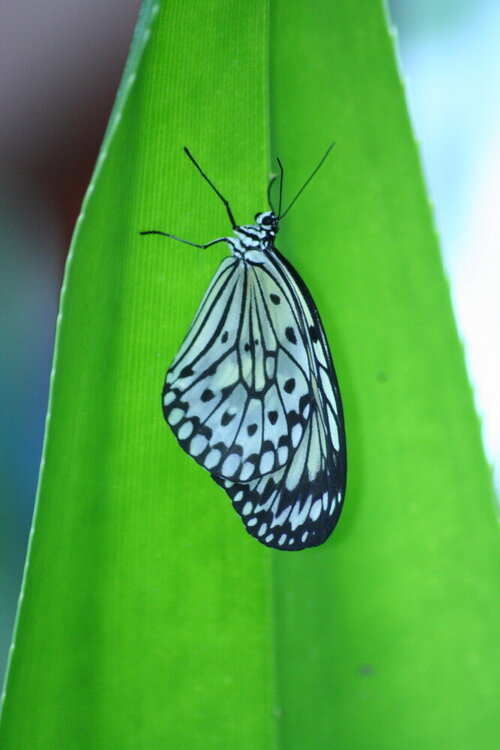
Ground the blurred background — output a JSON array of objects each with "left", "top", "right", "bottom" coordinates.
[{"left": 1, "top": 0, "right": 498, "bottom": 686}]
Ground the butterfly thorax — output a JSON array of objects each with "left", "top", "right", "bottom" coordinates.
[{"left": 226, "top": 210, "right": 279, "bottom": 263}]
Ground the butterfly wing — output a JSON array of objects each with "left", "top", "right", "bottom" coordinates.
[
  {"left": 269, "top": 245, "right": 346, "bottom": 468},
  {"left": 214, "top": 395, "right": 343, "bottom": 550},
  {"left": 162, "top": 255, "right": 312, "bottom": 482},
  {"left": 213, "top": 247, "right": 346, "bottom": 550}
]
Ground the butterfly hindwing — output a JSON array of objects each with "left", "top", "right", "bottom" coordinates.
[{"left": 214, "top": 395, "right": 343, "bottom": 550}]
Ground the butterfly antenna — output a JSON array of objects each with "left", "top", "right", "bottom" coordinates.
[
  {"left": 184, "top": 147, "right": 237, "bottom": 228},
  {"left": 279, "top": 142, "right": 335, "bottom": 219},
  {"left": 267, "top": 173, "right": 277, "bottom": 213},
  {"left": 277, "top": 157, "right": 284, "bottom": 217}
]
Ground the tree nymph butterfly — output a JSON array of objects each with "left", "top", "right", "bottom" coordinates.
[{"left": 141, "top": 145, "right": 346, "bottom": 550}]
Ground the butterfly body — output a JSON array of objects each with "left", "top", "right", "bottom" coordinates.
[{"left": 143, "top": 147, "right": 346, "bottom": 550}]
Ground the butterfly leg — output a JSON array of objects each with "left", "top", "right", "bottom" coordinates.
[{"left": 139, "top": 230, "right": 228, "bottom": 250}]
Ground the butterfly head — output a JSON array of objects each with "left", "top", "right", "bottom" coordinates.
[
  {"left": 255, "top": 211, "right": 279, "bottom": 238},
  {"left": 230, "top": 211, "right": 279, "bottom": 258}
]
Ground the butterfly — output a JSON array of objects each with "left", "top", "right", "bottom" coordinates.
[{"left": 141, "top": 146, "right": 346, "bottom": 550}]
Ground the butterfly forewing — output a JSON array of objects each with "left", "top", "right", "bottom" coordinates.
[{"left": 163, "top": 256, "right": 313, "bottom": 482}]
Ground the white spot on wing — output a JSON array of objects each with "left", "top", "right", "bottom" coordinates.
[
  {"left": 168, "top": 408, "right": 184, "bottom": 426},
  {"left": 291, "top": 423, "right": 302, "bottom": 448},
  {"left": 177, "top": 421, "right": 194, "bottom": 441},
  {"left": 329, "top": 418, "right": 339, "bottom": 450},
  {"left": 259, "top": 451, "right": 274, "bottom": 474},
  {"left": 310, "top": 499, "right": 322, "bottom": 521},
  {"left": 240, "top": 462, "right": 255, "bottom": 481},
  {"left": 322, "top": 491, "right": 329, "bottom": 510},
  {"left": 222, "top": 453, "right": 240, "bottom": 477},
  {"left": 271, "top": 503, "right": 292, "bottom": 527},
  {"left": 278, "top": 446, "right": 288, "bottom": 464},
  {"left": 164, "top": 390, "right": 176, "bottom": 406},
  {"left": 205, "top": 448, "right": 221, "bottom": 469},
  {"left": 289, "top": 496, "right": 312, "bottom": 530},
  {"left": 189, "top": 435, "right": 208, "bottom": 456}
]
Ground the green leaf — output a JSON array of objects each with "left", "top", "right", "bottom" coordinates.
[{"left": 1, "top": 1, "right": 498, "bottom": 748}]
